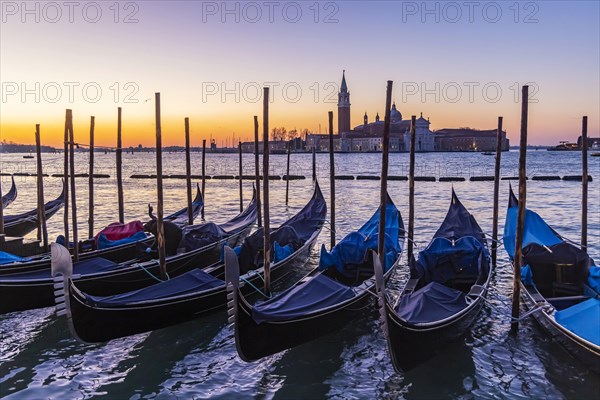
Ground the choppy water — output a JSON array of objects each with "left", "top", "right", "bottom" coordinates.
[{"left": 1, "top": 150, "right": 599, "bottom": 399}]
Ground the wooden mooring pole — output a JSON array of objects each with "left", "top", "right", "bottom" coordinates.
[
  {"left": 201, "top": 139, "right": 206, "bottom": 219},
  {"left": 254, "top": 116, "right": 262, "bottom": 227},
  {"left": 285, "top": 140, "right": 291, "bottom": 205},
  {"left": 407, "top": 115, "right": 416, "bottom": 260},
  {"left": 88, "top": 116, "right": 95, "bottom": 238},
  {"left": 63, "top": 110, "right": 70, "bottom": 246},
  {"left": 35, "top": 124, "right": 48, "bottom": 252},
  {"left": 328, "top": 111, "right": 335, "bottom": 249},
  {"left": 262, "top": 87, "right": 271, "bottom": 296},
  {"left": 581, "top": 116, "right": 588, "bottom": 250},
  {"left": 239, "top": 140, "right": 244, "bottom": 212},
  {"left": 67, "top": 110, "right": 79, "bottom": 262},
  {"left": 116, "top": 107, "right": 124, "bottom": 224},
  {"left": 312, "top": 147, "right": 316, "bottom": 182},
  {"left": 512, "top": 85, "right": 529, "bottom": 331},
  {"left": 492, "top": 116, "right": 503, "bottom": 267},
  {"left": 184, "top": 117, "right": 193, "bottom": 225},
  {"left": 378, "top": 81, "right": 393, "bottom": 267},
  {"left": 154, "top": 93, "right": 167, "bottom": 279},
  {"left": 0, "top": 178, "right": 4, "bottom": 235}
]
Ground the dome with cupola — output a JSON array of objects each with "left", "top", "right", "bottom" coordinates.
[{"left": 390, "top": 102, "right": 402, "bottom": 123}]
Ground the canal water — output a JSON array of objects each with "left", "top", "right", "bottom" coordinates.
[{"left": 1, "top": 150, "right": 599, "bottom": 399}]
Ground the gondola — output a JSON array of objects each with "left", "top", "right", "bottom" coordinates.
[
  {"left": 2, "top": 183, "right": 64, "bottom": 237},
  {"left": 51, "top": 183, "right": 326, "bottom": 343},
  {"left": 374, "top": 189, "right": 491, "bottom": 372},
  {"left": 503, "top": 187, "right": 600, "bottom": 372},
  {"left": 0, "top": 184, "right": 204, "bottom": 275},
  {"left": 1, "top": 176, "right": 17, "bottom": 208},
  {"left": 0, "top": 192, "right": 257, "bottom": 314},
  {"left": 225, "top": 193, "right": 404, "bottom": 362}
]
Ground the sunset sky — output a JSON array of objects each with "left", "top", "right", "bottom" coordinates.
[{"left": 1, "top": 1, "right": 598, "bottom": 148}]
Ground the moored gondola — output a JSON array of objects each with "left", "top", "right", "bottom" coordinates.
[
  {"left": 225, "top": 193, "right": 404, "bottom": 362},
  {"left": 2, "top": 182, "right": 64, "bottom": 237},
  {"left": 375, "top": 189, "right": 491, "bottom": 372},
  {"left": 0, "top": 184, "right": 204, "bottom": 275},
  {"left": 0, "top": 192, "right": 256, "bottom": 314},
  {"left": 503, "top": 186, "right": 600, "bottom": 373},
  {"left": 52, "top": 183, "right": 326, "bottom": 343},
  {"left": 1, "top": 176, "right": 17, "bottom": 208}
]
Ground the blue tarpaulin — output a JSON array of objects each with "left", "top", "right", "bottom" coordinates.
[
  {"left": 0, "top": 251, "right": 29, "bottom": 265},
  {"left": 252, "top": 274, "right": 355, "bottom": 324},
  {"left": 503, "top": 206, "right": 562, "bottom": 260},
  {"left": 84, "top": 268, "right": 223, "bottom": 307},
  {"left": 588, "top": 266, "right": 600, "bottom": 293},
  {"left": 319, "top": 199, "right": 402, "bottom": 274},
  {"left": 250, "top": 195, "right": 403, "bottom": 324},
  {"left": 6, "top": 257, "right": 119, "bottom": 280},
  {"left": 97, "top": 231, "right": 148, "bottom": 250},
  {"left": 395, "top": 281, "right": 467, "bottom": 324},
  {"left": 555, "top": 298, "right": 600, "bottom": 346}
]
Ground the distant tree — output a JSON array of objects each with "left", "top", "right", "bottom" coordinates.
[
  {"left": 287, "top": 129, "right": 298, "bottom": 141},
  {"left": 271, "top": 127, "right": 287, "bottom": 141}
]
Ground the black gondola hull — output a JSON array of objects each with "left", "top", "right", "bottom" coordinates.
[
  {"left": 66, "top": 230, "right": 320, "bottom": 343},
  {"left": 0, "top": 230, "right": 249, "bottom": 314},
  {"left": 384, "top": 297, "right": 485, "bottom": 372},
  {"left": 234, "top": 282, "right": 374, "bottom": 362},
  {"left": 521, "top": 284, "right": 600, "bottom": 373}
]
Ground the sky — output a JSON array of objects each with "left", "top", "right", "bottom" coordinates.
[{"left": 1, "top": 1, "right": 599, "bottom": 148}]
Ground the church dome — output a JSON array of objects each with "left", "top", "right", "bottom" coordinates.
[{"left": 390, "top": 102, "right": 402, "bottom": 122}]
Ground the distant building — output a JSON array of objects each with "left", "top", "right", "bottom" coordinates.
[{"left": 434, "top": 128, "right": 509, "bottom": 151}]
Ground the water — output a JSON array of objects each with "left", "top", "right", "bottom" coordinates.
[{"left": 1, "top": 150, "right": 599, "bottom": 399}]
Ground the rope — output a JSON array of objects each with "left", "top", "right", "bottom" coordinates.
[
  {"left": 134, "top": 260, "right": 169, "bottom": 283},
  {"left": 241, "top": 274, "right": 272, "bottom": 299}
]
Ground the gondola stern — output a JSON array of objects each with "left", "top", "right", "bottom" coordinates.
[
  {"left": 508, "top": 183, "right": 518, "bottom": 208},
  {"left": 50, "top": 243, "right": 81, "bottom": 340},
  {"left": 223, "top": 245, "right": 256, "bottom": 363}
]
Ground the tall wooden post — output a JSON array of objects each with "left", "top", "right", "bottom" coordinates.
[
  {"left": 35, "top": 124, "right": 48, "bottom": 252},
  {"left": 201, "top": 139, "right": 206, "bottom": 219},
  {"left": 262, "top": 87, "right": 271, "bottom": 296},
  {"left": 512, "top": 85, "right": 529, "bottom": 331},
  {"left": 154, "top": 93, "right": 167, "bottom": 279},
  {"left": 184, "top": 117, "right": 193, "bottom": 225},
  {"left": 492, "top": 116, "right": 503, "bottom": 267},
  {"left": 63, "top": 110, "right": 70, "bottom": 246},
  {"left": 581, "top": 116, "right": 588, "bottom": 250},
  {"left": 67, "top": 110, "right": 79, "bottom": 261},
  {"left": 328, "top": 111, "right": 336, "bottom": 249},
  {"left": 88, "top": 116, "right": 95, "bottom": 238},
  {"left": 408, "top": 115, "right": 416, "bottom": 260},
  {"left": 285, "top": 140, "right": 291, "bottom": 205},
  {"left": 0, "top": 178, "right": 4, "bottom": 235},
  {"left": 253, "top": 116, "right": 262, "bottom": 227},
  {"left": 312, "top": 147, "right": 316, "bottom": 182},
  {"left": 239, "top": 140, "right": 244, "bottom": 212},
  {"left": 116, "top": 107, "right": 124, "bottom": 224},
  {"left": 378, "top": 81, "right": 393, "bottom": 268}
]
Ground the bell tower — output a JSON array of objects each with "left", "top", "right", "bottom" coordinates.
[{"left": 337, "top": 70, "right": 351, "bottom": 133}]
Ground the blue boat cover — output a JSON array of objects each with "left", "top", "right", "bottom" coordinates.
[
  {"left": 0, "top": 251, "right": 29, "bottom": 265},
  {"left": 555, "top": 298, "right": 600, "bottom": 346},
  {"left": 433, "top": 190, "right": 486, "bottom": 247},
  {"left": 84, "top": 268, "right": 223, "bottom": 307},
  {"left": 5, "top": 257, "right": 119, "bottom": 281},
  {"left": 179, "top": 194, "right": 258, "bottom": 252},
  {"left": 503, "top": 206, "right": 562, "bottom": 260},
  {"left": 412, "top": 236, "right": 486, "bottom": 285},
  {"left": 589, "top": 266, "right": 600, "bottom": 293},
  {"left": 237, "top": 184, "right": 326, "bottom": 273},
  {"left": 250, "top": 195, "right": 403, "bottom": 324},
  {"left": 319, "top": 198, "right": 403, "bottom": 275},
  {"left": 252, "top": 273, "right": 355, "bottom": 324},
  {"left": 97, "top": 231, "right": 148, "bottom": 250},
  {"left": 395, "top": 281, "right": 467, "bottom": 324}
]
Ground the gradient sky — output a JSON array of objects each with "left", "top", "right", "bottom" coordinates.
[{"left": 1, "top": 1, "right": 598, "bottom": 147}]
